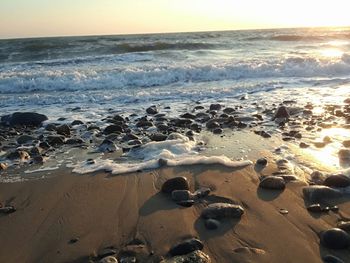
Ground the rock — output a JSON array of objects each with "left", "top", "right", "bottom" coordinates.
[
  {"left": 1, "top": 112, "right": 48, "bottom": 127},
  {"left": 99, "top": 139, "right": 117, "bottom": 153},
  {"left": 66, "top": 138, "right": 84, "bottom": 145},
  {"left": 161, "top": 250, "right": 211, "bottom": 263},
  {"left": 6, "top": 150, "right": 30, "bottom": 161},
  {"left": 181, "top": 113, "right": 196, "bottom": 119},
  {"left": 303, "top": 186, "right": 343, "bottom": 202},
  {"left": 98, "top": 248, "right": 117, "bottom": 258},
  {"left": 299, "top": 142, "right": 310, "bottom": 148},
  {"left": 39, "top": 141, "right": 50, "bottom": 149},
  {"left": 136, "top": 120, "right": 153, "bottom": 128},
  {"left": 259, "top": 176, "right": 285, "bottom": 190},
  {"left": 46, "top": 135, "right": 65, "bottom": 147},
  {"left": 256, "top": 158, "right": 268, "bottom": 166},
  {"left": 0, "top": 163, "right": 8, "bottom": 170},
  {"left": 342, "top": 140, "right": 350, "bottom": 147},
  {"left": 323, "top": 136, "right": 332, "bottom": 143},
  {"left": 45, "top": 123, "right": 57, "bottom": 131},
  {"left": 307, "top": 204, "right": 323, "bottom": 213},
  {"left": 0, "top": 206, "right": 16, "bottom": 214},
  {"left": 337, "top": 221, "right": 350, "bottom": 232},
  {"left": 99, "top": 256, "right": 119, "bottom": 263},
  {"left": 324, "top": 174, "right": 350, "bottom": 188},
  {"left": 206, "top": 120, "right": 220, "bottom": 129},
  {"left": 146, "top": 105, "right": 158, "bottom": 115},
  {"left": 71, "top": 120, "right": 84, "bottom": 126},
  {"left": 17, "top": 135, "right": 35, "bottom": 144},
  {"left": 321, "top": 228, "right": 350, "bottom": 249},
  {"left": 338, "top": 149, "right": 350, "bottom": 159},
  {"left": 56, "top": 124, "right": 71, "bottom": 137},
  {"left": 122, "top": 133, "right": 139, "bottom": 141},
  {"left": 273, "top": 106, "right": 290, "bottom": 119},
  {"left": 255, "top": 130, "right": 272, "bottom": 138},
  {"left": 193, "top": 188, "right": 211, "bottom": 199},
  {"left": 201, "top": 203, "right": 244, "bottom": 219},
  {"left": 209, "top": 104, "right": 222, "bottom": 111},
  {"left": 223, "top": 107, "right": 235, "bottom": 114},
  {"left": 171, "top": 190, "right": 193, "bottom": 202},
  {"left": 314, "top": 142, "right": 326, "bottom": 148},
  {"left": 150, "top": 133, "right": 167, "bottom": 142},
  {"left": 169, "top": 238, "right": 204, "bottom": 256},
  {"left": 161, "top": 177, "right": 190, "bottom": 193},
  {"left": 205, "top": 219, "right": 220, "bottom": 230},
  {"left": 212, "top": 128, "right": 223, "bottom": 134},
  {"left": 323, "top": 255, "right": 345, "bottom": 263},
  {"left": 113, "top": 115, "right": 125, "bottom": 122},
  {"left": 104, "top": 125, "right": 123, "bottom": 135}
]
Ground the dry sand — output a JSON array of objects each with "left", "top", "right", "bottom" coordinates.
[{"left": 0, "top": 163, "right": 349, "bottom": 263}]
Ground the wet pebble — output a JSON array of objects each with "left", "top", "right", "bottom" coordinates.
[
  {"left": 323, "top": 255, "right": 345, "bottom": 263},
  {"left": 303, "top": 186, "right": 343, "bottom": 202},
  {"left": 259, "top": 176, "right": 285, "bottom": 190},
  {"left": 99, "top": 139, "right": 118, "bottom": 153},
  {"left": 171, "top": 190, "right": 193, "bottom": 202},
  {"left": 161, "top": 177, "right": 190, "bottom": 193},
  {"left": 17, "top": 135, "right": 36, "bottom": 145},
  {"left": 56, "top": 124, "right": 71, "bottom": 137},
  {"left": 256, "top": 158, "right": 268, "bottom": 166},
  {"left": 324, "top": 174, "right": 350, "bottom": 188},
  {"left": 321, "top": 228, "right": 350, "bottom": 249},
  {"left": 169, "top": 238, "right": 204, "bottom": 256},
  {"left": 201, "top": 203, "right": 244, "bottom": 219},
  {"left": 146, "top": 105, "right": 158, "bottom": 115}
]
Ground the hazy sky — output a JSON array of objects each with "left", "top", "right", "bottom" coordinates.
[{"left": 1, "top": 0, "right": 349, "bottom": 39}]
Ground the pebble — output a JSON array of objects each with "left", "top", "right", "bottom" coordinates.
[
  {"left": 209, "top": 104, "right": 222, "bottom": 111},
  {"left": 193, "top": 188, "right": 211, "bottom": 199},
  {"left": 99, "top": 139, "right": 118, "bottom": 153},
  {"left": 46, "top": 135, "right": 65, "bottom": 147},
  {"left": 104, "top": 125, "right": 123, "bottom": 135},
  {"left": 299, "top": 142, "right": 310, "bottom": 148},
  {"left": 6, "top": 150, "right": 30, "bottom": 161},
  {"left": 256, "top": 158, "right": 268, "bottom": 166},
  {"left": 259, "top": 176, "right": 286, "bottom": 190},
  {"left": 171, "top": 190, "right": 193, "bottom": 202},
  {"left": 337, "top": 221, "right": 350, "bottom": 232},
  {"left": 307, "top": 204, "right": 323, "bottom": 213},
  {"left": 321, "top": 228, "right": 350, "bottom": 249},
  {"left": 201, "top": 203, "right": 244, "bottom": 219},
  {"left": 17, "top": 135, "right": 36, "bottom": 145},
  {"left": 273, "top": 106, "right": 290, "bottom": 119},
  {"left": 1, "top": 112, "right": 48, "bottom": 127},
  {"left": 176, "top": 200, "right": 195, "bottom": 207},
  {"left": 150, "top": 133, "right": 167, "bottom": 142},
  {"left": 146, "top": 105, "right": 158, "bottom": 115},
  {"left": 303, "top": 186, "right": 343, "bottom": 202},
  {"left": 161, "top": 177, "right": 190, "bottom": 193},
  {"left": 169, "top": 238, "right": 204, "bottom": 256},
  {"left": 324, "top": 174, "right": 350, "bottom": 188},
  {"left": 322, "top": 255, "right": 345, "bottom": 263},
  {"left": 56, "top": 124, "right": 71, "bottom": 137},
  {"left": 0, "top": 162, "right": 8, "bottom": 170},
  {"left": 0, "top": 206, "right": 16, "bottom": 214}
]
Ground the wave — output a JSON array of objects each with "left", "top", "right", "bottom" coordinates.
[{"left": 1, "top": 55, "right": 350, "bottom": 94}]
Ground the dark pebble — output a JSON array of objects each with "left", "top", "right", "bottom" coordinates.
[
  {"left": 205, "top": 219, "right": 220, "bottom": 230},
  {"left": 169, "top": 238, "right": 204, "bottom": 256},
  {"left": 161, "top": 177, "right": 190, "bottom": 193},
  {"left": 259, "top": 176, "right": 285, "bottom": 190},
  {"left": 321, "top": 228, "right": 350, "bottom": 249},
  {"left": 324, "top": 174, "right": 350, "bottom": 188},
  {"left": 201, "top": 203, "right": 244, "bottom": 219}
]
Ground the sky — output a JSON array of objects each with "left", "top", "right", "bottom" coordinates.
[{"left": 0, "top": 0, "right": 349, "bottom": 39}]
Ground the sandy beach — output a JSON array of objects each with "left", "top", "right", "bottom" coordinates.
[{"left": 1, "top": 161, "right": 350, "bottom": 263}]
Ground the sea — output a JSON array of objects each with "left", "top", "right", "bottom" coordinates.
[{"left": 1, "top": 27, "right": 350, "bottom": 122}]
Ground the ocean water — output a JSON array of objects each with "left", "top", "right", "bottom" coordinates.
[{"left": 1, "top": 27, "right": 350, "bottom": 121}]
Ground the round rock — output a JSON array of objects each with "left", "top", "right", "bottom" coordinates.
[
  {"left": 259, "top": 176, "right": 285, "bottom": 190},
  {"left": 161, "top": 177, "right": 190, "bottom": 193},
  {"left": 321, "top": 228, "right": 350, "bottom": 249},
  {"left": 324, "top": 174, "right": 350, "bottom": 188},
  {"left": 169, "top": 238, "right": 204, "bottom": 256}
]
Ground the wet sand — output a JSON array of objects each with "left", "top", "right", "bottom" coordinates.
[{"left": 1, "top": 163, "right": 349, "bottom": 263}]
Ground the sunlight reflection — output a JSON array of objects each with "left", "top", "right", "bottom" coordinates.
[
  {"left": 320, "top": 48, "right": 344, "bottom": 58},
  {"left": 302, "top": 128, "right": 350, "bottom": 170}
]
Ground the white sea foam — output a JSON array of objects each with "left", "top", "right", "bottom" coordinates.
[{"left": 71, "top": 133, "right": 252, "bottom": 175}]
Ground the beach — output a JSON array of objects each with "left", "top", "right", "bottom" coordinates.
[
  {"left": 1, "top": 27, "right": 350, "bottom": 262},
  {"left": 1, "top": 163, "right": 349, "bottom": 263}
]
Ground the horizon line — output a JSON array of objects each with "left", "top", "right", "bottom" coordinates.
[{"left": 1, "top": 24, "right": 349, "bottom": 41}]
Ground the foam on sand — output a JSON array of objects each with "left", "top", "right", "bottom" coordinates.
[{"left": 72, "top": 133, "right": 252, "bottom": 175}]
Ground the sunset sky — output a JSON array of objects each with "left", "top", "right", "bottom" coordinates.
[{"left": 1, "top": 0, "right": 349, "bottom": 39}]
